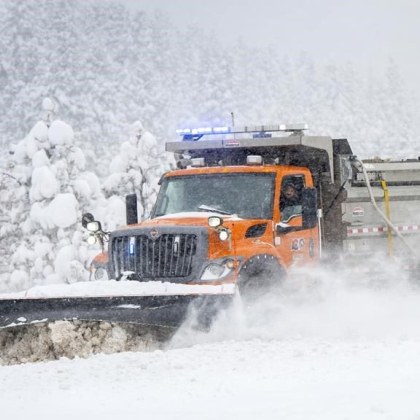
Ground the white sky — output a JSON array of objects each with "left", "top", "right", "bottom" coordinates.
[{"left": 119, "top": 0, "right": 420, "bottom": 90}]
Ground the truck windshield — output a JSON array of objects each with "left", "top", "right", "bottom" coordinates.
[{"left": 153, "top": 173, "right": 275, "bottom": 219}]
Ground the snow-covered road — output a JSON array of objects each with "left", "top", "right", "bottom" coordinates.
[
  {"left": 1, "top": 337, "right": 420, "bottom": 420},
  {"left": 2, "top": 266, "right": 420, "bottom": 419}
]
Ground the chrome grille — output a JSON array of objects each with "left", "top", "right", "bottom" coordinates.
[{"left": 111, "top": 234, "right": 197, "bottom": 280}]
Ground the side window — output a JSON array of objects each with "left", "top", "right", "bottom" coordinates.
[{"left": 280, "top": 175, "right": 305, "bottom": 222}]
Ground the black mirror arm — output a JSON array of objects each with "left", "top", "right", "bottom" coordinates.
[{"left": 276, "top": 223, "right": 300, "bottom": 234}]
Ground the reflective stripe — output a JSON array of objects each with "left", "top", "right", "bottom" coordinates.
[{"left": 347, "top": 225, "right": 420, "bottom": 236}]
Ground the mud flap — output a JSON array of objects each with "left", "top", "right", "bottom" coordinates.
[{"left": 0, "top": 294, "right": 234, "bottom": 330}]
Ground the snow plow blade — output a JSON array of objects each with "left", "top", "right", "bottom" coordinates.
[{"left": 0, "top": 293, "right": 234, "bottom": 330}]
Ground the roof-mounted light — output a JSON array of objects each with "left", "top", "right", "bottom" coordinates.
[
  {"left": 176, "top": 124, "right": 308, "bottom": 140},
  {"left": 191, "top": 158, "right": 206, "bottom": 167},
  {"left": 279, "top": 123, "right": 309, "bottom": 132},
  {"left": 176, "top": 128, "right": 192, "bottom": 135},
  {"left": 213, "top": 126, "right": 229, "bottom": 133},
  {"left": 192, "top": 127, "right": 212, "bottom": 134},
  {"left": 247, "top": 155, "right": 263, "bottom": 165},
  {"left": 177, "top": 127, "right": 232, "bottom": 136}
]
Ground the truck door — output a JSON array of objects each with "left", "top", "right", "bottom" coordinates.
[{"left": 275, "top": 175, "right": 319, "bottom": 267}]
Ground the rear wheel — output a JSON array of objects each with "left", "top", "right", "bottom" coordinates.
[{"left": 238, "top": 254, "right": 285, "bottom": 300}]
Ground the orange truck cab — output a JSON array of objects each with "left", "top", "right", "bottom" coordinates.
[{"left": 86, "top": 124, "right": 352, "bottom": 294}]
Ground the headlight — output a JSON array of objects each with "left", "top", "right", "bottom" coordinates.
[
  {"left": 87, "top": 234, "right": 97, "bottom": 245},
  {"left": 208, "top": 216, "right": 223, "bottom": 227},
  {"left": 200, "top": 259, "right": 234, "bottom": 281},
  {"left": 218, "top": 228, "right": 230, "bottom": 241}
]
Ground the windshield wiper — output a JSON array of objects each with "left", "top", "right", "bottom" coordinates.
[{"left": 197, "top": 204, "right": 232, "bottom": 215}]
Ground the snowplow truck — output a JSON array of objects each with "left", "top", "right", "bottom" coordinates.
[{"left": 2, "top": 124, "right": 420, "bottom": 333}]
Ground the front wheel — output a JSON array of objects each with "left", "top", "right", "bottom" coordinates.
[{"left": 238, "top": 254, "right": 285, "bottom": 300}]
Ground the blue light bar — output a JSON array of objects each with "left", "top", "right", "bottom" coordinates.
[{"left": 176, "top": 124, "right": 308, "bottom": 141}]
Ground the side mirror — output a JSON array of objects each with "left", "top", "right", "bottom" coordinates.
[
  {"left": 86, "top": 221, "right": 102, "bottom": 232},
  {"left": 302, "top": 188, "right": 318, "bottom": 229},
  {"left": 81, "top": 213, "right": 109, "bottom": 253},
  {"left": 82, "top": 213, "right": 95, "bottom": 229},
  {"left": 126, "top": 194, "right": 138, "bottom": 225}
]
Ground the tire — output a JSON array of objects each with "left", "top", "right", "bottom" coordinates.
[{"left": 238, "top": 254, "right": 285, "bottom": 300}]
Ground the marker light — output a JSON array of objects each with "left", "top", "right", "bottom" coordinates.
[
  {"left": 208, "top": 216, "right": 223, "bottom": 228},
  {"left": 87, "top": 234, "right": 97, "bottom": 245},
  {"left": 226, "top": 259, "right": 235, "bottom": 269}
]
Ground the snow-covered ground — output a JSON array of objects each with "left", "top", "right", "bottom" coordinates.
[
  {"left": 2, "top": 337, "right": 419, "bottom": 420},
  {"left": 2, "top": 264, "right": 420, "bottom": 419}
]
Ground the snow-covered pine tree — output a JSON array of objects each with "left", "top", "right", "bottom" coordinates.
[
  {"left": 103, "top": 121, "right": 168, "bottom": 223},
  {"left": 1, "top": 98, "right": 102, "bottom": 292},
  {"left": 0, "top": 156, "right": 26, "bottom": 283}
]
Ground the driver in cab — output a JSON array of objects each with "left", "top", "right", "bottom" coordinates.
[{"left": 280, "top": 182, "right": 302, "bottom": 222}]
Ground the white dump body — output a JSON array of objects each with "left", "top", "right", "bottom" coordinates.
[{"left": 342, "top": 160, "right": 420, "bottom": 260}]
